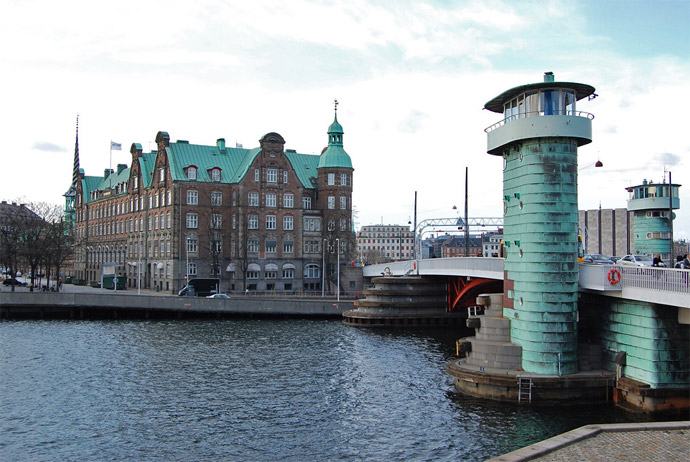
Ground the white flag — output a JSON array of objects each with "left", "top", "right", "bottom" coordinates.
[{"left": 111, "top": 141, "right": 122, "bottom": 150}]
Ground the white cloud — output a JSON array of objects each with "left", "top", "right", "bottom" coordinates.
[{"left": 0, "top": 0, "right": 688, "bottom": 237}]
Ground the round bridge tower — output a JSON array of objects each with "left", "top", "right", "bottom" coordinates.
[{"left": 484, "top": 72, "right": 596, "bottom": 375}]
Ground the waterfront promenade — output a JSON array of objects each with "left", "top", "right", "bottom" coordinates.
[
  {"left": 488, "top": 421, "right": 690, "bottom": 461},
  {"left": 0, "top": 283, "right": 352, "bottom": 319}
]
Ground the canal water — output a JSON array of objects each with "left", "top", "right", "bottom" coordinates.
[{"left": 0, "top": 319, "right": 670, "bottom": 461}]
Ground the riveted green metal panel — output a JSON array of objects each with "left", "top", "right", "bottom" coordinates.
[
  {"left": 503, "top": 137, "right": 580, "bottom": 375},
  {"left": 587, "top": 295, "right": 690, "bottom": 388}
]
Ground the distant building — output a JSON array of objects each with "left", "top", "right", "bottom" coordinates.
[
  {"left": 578, "top": 208, "right": 632, "bottom": 258},
  {"left": 357, "top": 224, "right": 413, "bottom": 263},
  {"left": 70, "top": 111, "right": 355, "bottom": 294},
  {"left": 440, "top": 235, "right": 483, "bottom": 257},
  {"left": 482, "top": 231, "right": 503, "bottom": 257}
]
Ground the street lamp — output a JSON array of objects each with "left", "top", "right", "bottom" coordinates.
[
  {"left": 185, "top": 236, "right": 190, "bottom": 286},
  {"left": 322, "top": 238, "right": 327, "bottom": 297},
  {"left": 336, "top": 237, "right": 340, "bottom": 302}
]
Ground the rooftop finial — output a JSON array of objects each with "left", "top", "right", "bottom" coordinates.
[{"left": 334, "top": 98, "right": 339, "bottom": 113}]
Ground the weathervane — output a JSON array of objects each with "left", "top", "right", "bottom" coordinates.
[{"left": 334, "top": 98, "right": 339, "bottom": 113}]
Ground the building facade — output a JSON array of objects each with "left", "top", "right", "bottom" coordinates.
[
  {"left": 71, "top": 113, "right": 354, "bottom": 294},
  {"left": 356, "top": 225, "right": 413, "bottom": 263}
]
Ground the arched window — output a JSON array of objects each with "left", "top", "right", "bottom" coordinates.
[{"left": 304, "top": 264, "right": 320, "bottom": 279}]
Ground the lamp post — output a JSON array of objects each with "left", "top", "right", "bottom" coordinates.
[
  {"left": 185, "top": 236, "right": 190, "bottom": 286},
  {"left": 322, "top": 238, "right": 327, "bottom": 297},
  {"left": 336, "top": 237, "right": 340, "bottom": 302},
  {"left": 137, "top": 233, "right": 142, "bottom": 295}
]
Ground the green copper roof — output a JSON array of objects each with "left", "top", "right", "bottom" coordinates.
[
  {"left": 328, "top": 116, "right": 343, "bottom": 134},
  {"left": 318, "top": 114, "right": 352, "bottom": 169},
  {"left": 285, "top": 151, "right": 321, "bottom": 188}
]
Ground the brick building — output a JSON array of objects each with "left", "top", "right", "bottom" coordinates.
[{"left": 71, "top": 113, "right": 354, "bottom": 294}]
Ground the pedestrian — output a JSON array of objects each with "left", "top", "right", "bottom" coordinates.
[{"left": 652, "top": 254, "right": 663, "bottom": 267}]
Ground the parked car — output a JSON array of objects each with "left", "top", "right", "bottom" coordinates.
[
  {"left": 583, "top": 254, "right": 614, "bottom": 264},
  {"left": 609, "top": 256, "right": 621, "bottom": 263},
  {"left": 617, "top": 254, "right": 654, "bottom": 267},
  {"left": 2, "top": 278, "right": 27, "bottom": 286},
  {"left": 207, "top": 293, "right": 230, "bottom": 299}
]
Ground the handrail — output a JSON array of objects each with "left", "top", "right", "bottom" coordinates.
[{"left": 484, "top": 111, "right": 595, "bottom": 133}]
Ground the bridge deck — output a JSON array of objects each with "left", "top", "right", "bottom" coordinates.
[{"left": 363, "top": 258, "right": 690, "bottom": 309}]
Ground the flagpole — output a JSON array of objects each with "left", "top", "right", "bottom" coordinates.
[{"left": 109, "top": 139, "right": 113, "bottom": 188}]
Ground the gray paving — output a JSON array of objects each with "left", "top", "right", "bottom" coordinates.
[{"left": 487, "top": 421, "right": 690, "bottom": 462}]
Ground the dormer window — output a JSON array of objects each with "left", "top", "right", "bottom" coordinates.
[
  {"left": 186, "top": 166, "right": 197, "bottom": 180},
  {"left": 210, "top": 168, "right": 221, "bottom": 182}
]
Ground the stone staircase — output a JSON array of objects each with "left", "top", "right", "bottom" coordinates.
[{"left": 459, "top": 293, "right": 523, "bottom": 371}]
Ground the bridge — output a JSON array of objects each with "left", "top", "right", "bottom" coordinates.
[{"left": 363, "top": 258, "right": 690, "bottom": 310}]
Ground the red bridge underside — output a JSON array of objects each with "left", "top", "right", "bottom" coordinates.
[{"left": 447, "top": 277, "right": 504, "bottom": 312}]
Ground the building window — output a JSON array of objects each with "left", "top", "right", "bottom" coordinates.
[
  {"left": 211, "top": 168, "right": 221, "bottom": 182},
  {"left": 167, "top": 190, "right": 172, "bottom": 205},
  {"left": 155, "top": 195, "right": 159, "bottom": 208},
  {"left": 328, "top": 173, "right": 335, "bottom": 185},
  {"left": 340, "top": 196, "right": 347, "bottom": 210},
  {"left": 248, "top": 214, "right": 259, "bottom": 229},
  {"left": 154, "top": 215, "right": 159, "bottom": 230},
  {"left": 247, "top": 271, "right": 259, "bottom": 279},
  {"left": 248, "top": 192, "right": 259, "bottom": 206},
  {"left": 187, "top": 190, "right": 198, "bottom": 205},
  {"left": 266, "top": 240, "right": 277, "bottom": 253},
  {"left": 248, "top": 239, "right": 259, "bottom": 253},
  {"left": 284, "top": 193, "right": 294, "bottom": 208},
  {"left": 211, "top": 239, "right": 222, "bottom": 252},
  {"left": 186, "top": 238, "right": 198, "bottom": 253},
  {"left": 340, "top": 173, "right": 348, "bottom": 186},
  {"left": 267, "top": 168, "right": 278, "bottom": 183},
  {"left": 254, "top": 169, "right": 259, "bottom": 182},
  {"left": 304, "top": 264, "right": 320, "bottom": 279},
  {"left": 302, "top": 197, "right": 312, "bottom": 210},
  {"left": 328, "top": 218, "right": 335, "bottom": 231},
  {"left": 328, "top": 196, "right": 335, "bottom": 209},
  {"left": 211, "top": 214, "right": 222, "bottom": 229},
  {"left": 283, "top": 268, "right": 294, "bottom": 279},
  {"left": 266, "top": 193, "right": 277, "bottom": 208},
  {"left": 265, "top": 271, "right": 277, "bottom": 279},
  {"left": 186, "top": 213, "right": 198, "bottom": 229},
  {"left": 187, "top": 262, "right": 197, "bottom": 276},
  {"left": 340, "top": 218, "right": 347, "bottom": 231},
  {"left": 304, "top": 217, "right": 321, "bottom": 231},
  {"left": 167, "top": 213, "right": 171, "bottom": 229},
  {"left": 159, "top": 168, "right": 165, "bottom": 182},
  {"left": 211, "top": 191, "right": 223, "bottom": 206},
  {"left": 283, "top": 241, "right": 294, "bottom": 253},
  {"left": 266, "top": 215, "right": 276, "bottom": 230},
  {"left": 187, "top": 167, "right": 197, "bottom": 180},
  {"left": 283, "top": 216, "right": 294, "bottom": 231},
  {"left": 232, "top": 214, "right": 236, "bottom": 230},
  {"left": 134, "top": 177, "right": 138, "bottom": 189},
  {"left": 283, "top": 171, "right": 288, "bottom": 184}
]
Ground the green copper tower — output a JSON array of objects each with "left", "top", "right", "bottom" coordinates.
[
  {"left": 625, "top": 179, "right": 681, "bottom": 264},
  {"left": 484, "top": 72, "right": 596, "bottom": 375}
]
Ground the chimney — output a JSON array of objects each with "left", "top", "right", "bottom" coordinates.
[
  {"left": 217, "top": 138, "right": 226, "bottom": 153},
  {"left": 544, "top": 71, "right": 555, "bottom": 82},
  {"left": 117, "top": 164, "right": 127, "bottom": 174}
]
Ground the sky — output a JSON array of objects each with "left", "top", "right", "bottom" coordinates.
[{"left": 1, "top": 0, "right": 689, "bottom": 240}]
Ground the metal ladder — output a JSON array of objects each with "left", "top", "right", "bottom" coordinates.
[{"left": 518, "top": 376, "right": 532, "bottom": 403}]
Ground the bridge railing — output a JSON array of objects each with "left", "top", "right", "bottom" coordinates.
[
  {"left": 579, "top": 264, "right": 690, "bottom": 308},
  {"left": 362, "top": 257, "right": 504, "bottom": 278}
]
